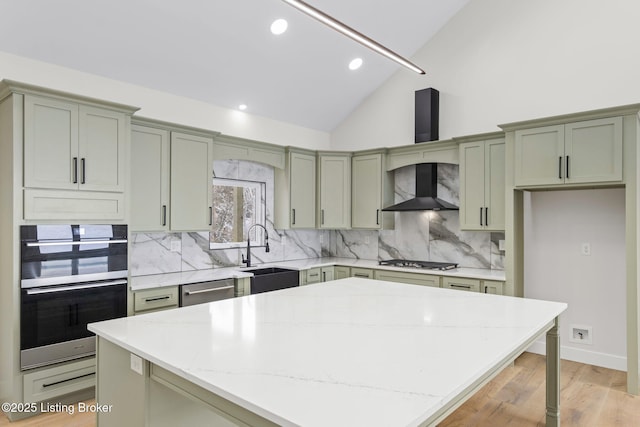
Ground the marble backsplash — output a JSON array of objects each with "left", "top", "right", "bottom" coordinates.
[{"left": 130, "top": 161, "right": 504, "bottom": 276}]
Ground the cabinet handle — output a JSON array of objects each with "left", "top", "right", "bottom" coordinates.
[
  {"left": 558, "top": 156, "right": 562, "bottom": 179},
  {"left": 292, "top": 208, "right": 296, "bottom": 225},
  {"left": 322, "top": 271, "right": 326, "bottom": 281},
  {"left": 42, "top": 372, "right": 94, "bottom": 388},
  {"left": 485, "top": 207, "right": 489, "bottom": 227},
  {"left": 162, "top": 205, "right": 167, "bottom": 226},
  {"left": 144, "top": 295, "right": 170, "bottom": 302},
  {"left": 186, "top": 285, "right": 234, "bottom": 295},
  {"left": 480, "top": 207, "right": 483, "bottom": 226},
  {"left": 308, "top": 273, "right": 319, "bottom": 278},
  {"left": 321, "top": 209, "right": 325, "bottom": 225},
  {"left": 209, "top": 207, "right": 213, "bottom": 226},
  {"left": 376, "top": 209, "right": 380, "bottom": 225},
  {"left": 72, "top": 157, "right": 78, "bottom": 184},
  {"left": 354, "top": 273, "right": 369, "bottom": 278},
  {"left": 566, "top": 155, "right": 570, "bottom": 179},
  {"left": 450, "top": 284, "right": 471, "bottom": 290},
  {"left": 484, "top": 286, "right": 488, "bottom": 293},
  {"left": 81, "top": 158, "right": 86, "bottom": 184}
]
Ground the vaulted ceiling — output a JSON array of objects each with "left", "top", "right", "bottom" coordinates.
[{"left": 0, "top": 0, "right": 470, "bottom": 131}]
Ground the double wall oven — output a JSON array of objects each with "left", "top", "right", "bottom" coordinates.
[{"left": 20, "top": 224, "right": 128, "bottom": 370}]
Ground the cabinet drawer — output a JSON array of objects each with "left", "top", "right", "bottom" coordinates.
[
  {"left": 24, "top": 189, "right": 125, "bottom": 221},
  {"left": 374, "top": 270, "right": 440, "bottom": 287},
  {"left": 134, "top": 287, "right": 179, "bottom": 313},
  {"left": 351, "top": 268, "right": 374, "bottom": 279},
  {"left": 305, "top": 268, "right": 322, "bottom": 285},
  {"left": 442, "top": 277, "right": 481, "bottom": 292},
  {"left": 23, "top": 357, "right": 95, "bottom": 403}
]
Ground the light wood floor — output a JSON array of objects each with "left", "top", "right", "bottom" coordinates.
[{"left": 2, "top": 352, "right": 639, "bottom": 426}]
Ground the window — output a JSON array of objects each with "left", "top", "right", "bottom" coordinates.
[{"left": 210, "top": 178, "right": 266, "bottom": 249}]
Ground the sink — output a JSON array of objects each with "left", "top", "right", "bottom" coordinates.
[{"left": 244, "top": 267, "right": 299, "bottom": 294}]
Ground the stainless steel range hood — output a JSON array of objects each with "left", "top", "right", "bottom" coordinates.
[{"left": 383, "top": 88, "right": 458, "bottom": 212}]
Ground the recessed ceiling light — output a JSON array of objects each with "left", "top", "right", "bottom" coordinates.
[
  {"left": 348, "top": 58, "right": 363, "bottom": 71},
  {"left": 238, "top": 104, "right": 248, "bottom": 111},
  {"left": 270, "top": 18, "right": 288, "bottom": 35}
]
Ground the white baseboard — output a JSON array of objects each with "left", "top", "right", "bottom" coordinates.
[{"left": 527, "top": 340, "right": 627, "bottom": 372}]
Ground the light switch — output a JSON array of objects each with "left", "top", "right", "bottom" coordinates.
[{"left": 130, "top": 353, "right": 143, "bottom": 375}]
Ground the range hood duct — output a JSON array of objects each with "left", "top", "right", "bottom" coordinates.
[{"left": 382, "top": 88, "right": 458, "bottom": 212}]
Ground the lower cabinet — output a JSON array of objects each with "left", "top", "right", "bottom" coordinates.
[
  {"left": 442, "top": 277, "right": 481, "bottom": 292},
  {"left": 482, "top": 280, "right": 505, "bottom": 295},
  {"left": 334, "top": 266, "right": 350, "bottom": 280},
  {"left": 133, "top": 287, "right": 179, "bottom": 314},
  {"left": 350, "top": 267, "right": 374, "bottom": 279},
  {"left": 302, "top": 267, "right": 336, "bottom": 285},
  {"left": 23, "top": 357, "right": 95, "bottom": 404},
  {"left": 374, "top": 270, "right": 440, "bottom": 288}
]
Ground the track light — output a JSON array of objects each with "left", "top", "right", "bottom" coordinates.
[{"left": 281, "top": 0, "right": 425, "bottom": 74}]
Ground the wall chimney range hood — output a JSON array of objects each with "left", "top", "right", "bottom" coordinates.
[{"left": 382, "top": 88, "right": 458, "bottom": 212}]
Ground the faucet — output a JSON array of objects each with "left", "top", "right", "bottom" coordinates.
[{"left": 242, "top": 224, "right": 270, "bottom": 268}]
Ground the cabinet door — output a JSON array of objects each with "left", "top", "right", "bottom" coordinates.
[
  {"left": 459, "top": 141, "right": 485, "bottom": 230},
  {"left": 170, "top": 132, "right": 213, "bottom": 231},
  {"left": 352, "top": 154, "right": 382, "bottom": 229},
  {"left": 78, "top": 105, "right": 127, "bottom": 192},
  {"left": 23, "top": 95, "right": 79, "bottom": 190},
  {"left": 514, "top": 125, "right": 564, "bottom": 187},
  {"left": 334, "top": 266, "right": 350, "bottom": 280},
  {"left": 482, "top": 280, "right": 504, "bottom": 295},
  {"left": 321, "top": 267, "right": 334, "bottom": 282},
  {"left": 131, "top": 125, "right": 170, "bottom": 231},
  {"left": 373, "top": 270, "right": 440, "bottom": 287},
  {"left": 565, "top": 117, "right": 623, "bottom": 184},
  {"left": 484, "top": 139, "right": 505, "bottom": 230},
  {"left": 319, "top": 155, "right": 351, "bottom": 229},
  {"left": 351, "top": 267, "right": 373, "bottom": 279},
  {"left": 305, "top": 267, "right": 322, "bottom": 284},
  {"left": 290, "top": 152, "right": 316, "bottom": 228}
]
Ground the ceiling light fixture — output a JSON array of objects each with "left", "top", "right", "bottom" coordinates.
[
  {"left": 270, "top": 18, "right": 288, "bottom": 35},
  {"left": 348, "top": 58, "right": 363, "bottom": 71},
  {"left": 280, "top": 0, "right": 425, "bottom": 74}
]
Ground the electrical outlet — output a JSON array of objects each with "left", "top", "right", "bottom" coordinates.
[
  {"left": 581, "top": 243, "right": 591, "bottom": 256},
  {"left": 170, "top": 240, "right": 181, "bottom": 252},
  {"left": 130, "top": 353, "right": 143, "bottom": 375},
  {"left": 569, "top": 325, "right": 593, "bottom": 345}
]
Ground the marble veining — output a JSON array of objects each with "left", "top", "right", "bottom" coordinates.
[{"left": 90, "top": 279, "right": 566, "bottom": 427}]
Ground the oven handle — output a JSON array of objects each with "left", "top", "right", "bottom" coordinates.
[
  {"left": 26, "top": 280, "right": 127, "bottom": 295},
  {"left": 185, "top": 285, "right": 234, "bottom": 296},
  {"left": 26, "top": 239, "right": 127, "bottom": 247}
]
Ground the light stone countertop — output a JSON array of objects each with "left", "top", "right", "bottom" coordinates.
[
  {"left": 129, "top": 257, "right": 505, "bottom": 291},
  {"left": 90, "top": 278, "right": 566, "bottom": 427}
]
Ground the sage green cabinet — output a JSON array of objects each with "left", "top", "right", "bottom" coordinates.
[
  {"left": 442, "top": 276, "right": 481, "bottom": 292},
  {"left": 170, "top": 132, "right": 213, "bottom": 231},
  {"left": 24, "top": 95, "right": 127, "bottom": 193},
  {"left": 334, "top": 266, "right": 350, "bottom": 280},
  {"left": 318, "top": 153, "right": 351, "bottom": 229},
  {"left": 351, "top": 153, "right": 394, "bottom": 229},
  {"left": 514, "top": 117, "right": 623, "bottom": 187},
  {"left": 459, "top": 138, "right": 505, "bottom": 231},
  {"left": 133, "top": 287, "right": 179, "bottom": 314},
  {"left": 350, "top": 267, "right": 373, "bottom": 279},
  {"left": 275, "top": 149, "right": 316, "bottom": 229},
  {"left": 482, "top": 280, "right": 505, "bottom": 295},
  {"left": 321, "top": 267, "right": 334, "bottom": 282},
  {"left": 131, "top": 125, "right": 170, "bottom": 231},
  {"left": 373, "top": 270, "right": 440, "bottom": 287}
]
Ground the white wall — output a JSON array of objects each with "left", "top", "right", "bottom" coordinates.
[
  {"left": 331, "top": 0, "right": 640, "bottom": 150},
  {"left": 0, "top": 52, "right": 330, "bottom": 150},
  {"left": 523, "top": 189, "right": 626, "bottom": 370}
]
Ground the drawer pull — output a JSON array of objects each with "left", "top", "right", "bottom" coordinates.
[
  {"left": 42, "top": 372, "right": 94, "bottom": 388},
  {"left": 354, "top": 273, "right": 369, "bottom": 278},
  {"left": 144, "top": 295, "right": 171, "bottom": 302},
  {"left": 308, "top": 273, "right": 319, "bottom": 277},
  {"left": 450, "top": 284, "right": 471, "bottom": 289},
  {"left": 186, "top": 285, "right": 234, "bottom": 295}
]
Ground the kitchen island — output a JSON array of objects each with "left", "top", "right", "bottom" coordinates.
[{"left": 89, "top": 278, "right": 566, "bottom": 427}]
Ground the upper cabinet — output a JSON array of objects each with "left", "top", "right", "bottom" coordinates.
[
  {"left": 24, "top": 95, "right": 127, "bottom": 192},
  {"left": 318, "top": 152, "right": 351, "bottom": 229},
  {"left": 170, "top": 132, "right": 214, "bottom": 231},
  {"left": 351, "top": 152, "right": 394, "bottom": 229},
  {"left": 275, "top": 149, "right": 316, "bottom": 229},
  {"left": 12, "top": 86, "right": 138, "bottom": 221},
  {"left": 514, "top": 117, "right": 623, "bottom": 187},
  {"left": 459, "top": 137, "right": 505, "bottom": 231},
  {"left": 130, "top": 124, "right": 170, "bottom": 231}
]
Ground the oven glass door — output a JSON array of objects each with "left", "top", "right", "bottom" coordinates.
[{"left": 21, "top": 281, "right": 127, "bottom": 351}]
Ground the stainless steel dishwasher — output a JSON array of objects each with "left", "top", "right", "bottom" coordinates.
[{"left": 179, "top": 278, "right": 235, "bottom": 307}]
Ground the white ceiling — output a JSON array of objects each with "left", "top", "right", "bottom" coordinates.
[{"left": 0, "top": 0, "right": 470, "bottom": 131}]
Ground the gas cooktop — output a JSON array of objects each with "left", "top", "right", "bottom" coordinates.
[{"left": 378, "top": 259, "right": 458, "bottom": 271}]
